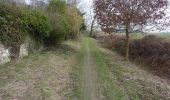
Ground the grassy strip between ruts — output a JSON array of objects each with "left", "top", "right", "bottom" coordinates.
[{"left": 88, "top": 38, "right": 126, "bottom": 100}]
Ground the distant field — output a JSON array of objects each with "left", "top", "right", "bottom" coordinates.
[
  {"left": 113, "top": 32, "right": 145, "bottom": 39},
  {"left": 153, "top": 33, "right": 170, "bottom": 41},
  {"left": 113, "top": 32, "right": 170, "bottom": 40}
]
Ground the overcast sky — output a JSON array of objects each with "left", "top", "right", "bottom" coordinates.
[
  {"left": 78, "top": 0, "right": 95, "bottom": 29},
  {"left": 25, "top": 0, "right": 30, "bottom": 4}
]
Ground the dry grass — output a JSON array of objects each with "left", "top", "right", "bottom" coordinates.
[
  {"left": 100, "top": 48, "right": 170, "bottom": 99},
  {"left": 0, "top": 40, "right": 80, "bottom": 100}
]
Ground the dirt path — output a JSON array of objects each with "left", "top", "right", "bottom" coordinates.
[{"left": 82, "top": 39, "right": 102, "bottom": 100}]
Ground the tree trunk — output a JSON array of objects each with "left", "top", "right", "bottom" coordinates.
[
  {"left": 90, "top": 20, "right": 95, "bottom": 37},
  {"left": 125, "top": 28, "right": 130, "bottom": 61},
  {"left": 90, "top": 15, "right": 96, "bottom": 37},
  {"left": 10, "top": 45, "right": 21, "bottom": 63},
  {"left": 64, "top": 34, "right": 67, "bottom": 40}
]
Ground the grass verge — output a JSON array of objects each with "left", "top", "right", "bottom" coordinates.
[
  {"left": 70, "top": 38, "right": 86, "bottom": 100},
  {"left": 101, "top": 48, "right": 170, "bottom": 100},
  {"left": 0, "top": 40, "right": 77, "bottom": 100}
]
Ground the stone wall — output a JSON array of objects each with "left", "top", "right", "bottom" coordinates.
[
  {"left": 20, "top": 43, "right": 28, "bottom": 58},
  {"left": 0, "top": 43, "right": 28, "bottom": 64},
  {"left": 0, "top": 44, "right": 10, "bottom": 64}
]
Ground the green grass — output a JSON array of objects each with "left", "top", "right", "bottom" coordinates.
[
  {"left": 87, "top": 36, "right": 168, "bottom": 100},
  {"left": 70, "top": 38, "right": 86, "bottom": 100},
  {"left": 71, "top": 37, "right": 126, "bottom": 100},
  {"left": 154, "top": 33, "right": 170, "bottom": 41},
  {"left": 88, "top": 38, "right": 126, "bottom": 100},
  {"left": 72, "top": 37, "right": 162, "bottom": 100}
]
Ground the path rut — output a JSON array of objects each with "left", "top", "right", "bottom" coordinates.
[{"left": 82, "top": 39, "right": 102, "bottom": 100}]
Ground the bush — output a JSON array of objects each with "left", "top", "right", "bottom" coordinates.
[
  {"left": 99, "top": 35, "right": 126, "bottom": 53},
  {"left": 45, "top": 1, "right": 68, "bottom": 45},
  {"left": 45, "top": 0, "right": 83, "bottom": 46},
  {"left": 23, "top": 10, "right": 52, "bottom": 47},
  {"left": 99, "top": 35, "right": 170, "bottom": 79},
  {"left": 129, "top": 35, "right": 170, "bottom": 78},
  {"left": 64, "top": 6, "right": 83, "bottom": 39},
  {"left": 44, "top": 29, "right": 65, "bottom": 46},
  {"left": 47, "top": 0, "right": 67, "bottom": 13}
]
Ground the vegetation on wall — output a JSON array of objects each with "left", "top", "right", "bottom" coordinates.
[
  {"left": 0, "top": 3, "right": 27, "bottom": 62},
  {"left": 0, "top": 0, "right": 84, "bottom": 61},
  {"left": 24, "top": 10, "right": 52, "bottom": 47}
]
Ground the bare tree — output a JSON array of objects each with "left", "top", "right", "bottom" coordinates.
[
  {"left": 67, "top": 0, "right": 80, "bottom": 6},
  {"left": 30, "top": 0, "right": 46, "bottom": 8},
  {"left": 94, "top": 0, "right": 168, "bottom": 61},
  {"left": 89, "top": 15, "right": 96, "bottom": 36},
  {"left": 86, "top": 0, "right": 97, "bottom": 37}
]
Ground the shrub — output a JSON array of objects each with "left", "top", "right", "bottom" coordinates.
[
  {"left": 45, "top": 0, "right": 69, "bottom": 45},
  {"left": 64, "top": 6, "right": 83, "bottom": 39},
  {"left": 23, "top": 10, "right": 52, "bottom": 46},
  {"left": 45, "top": 0, "right": 83, "bottom": 46},
  {"left": 47, "top": 0, "right": 67, "bottom": 14},
  {"left": 99, "top": 35, "right": 126, "bottom": 53},
  {"left": 99, "top": 35, "right": 170, "bottom": 78},
  {"left": 44, "top": 29, "right": 65, "bottom": 46},
  {"left": 129, "top": 35, "right": 170, "bottom": 78}
]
